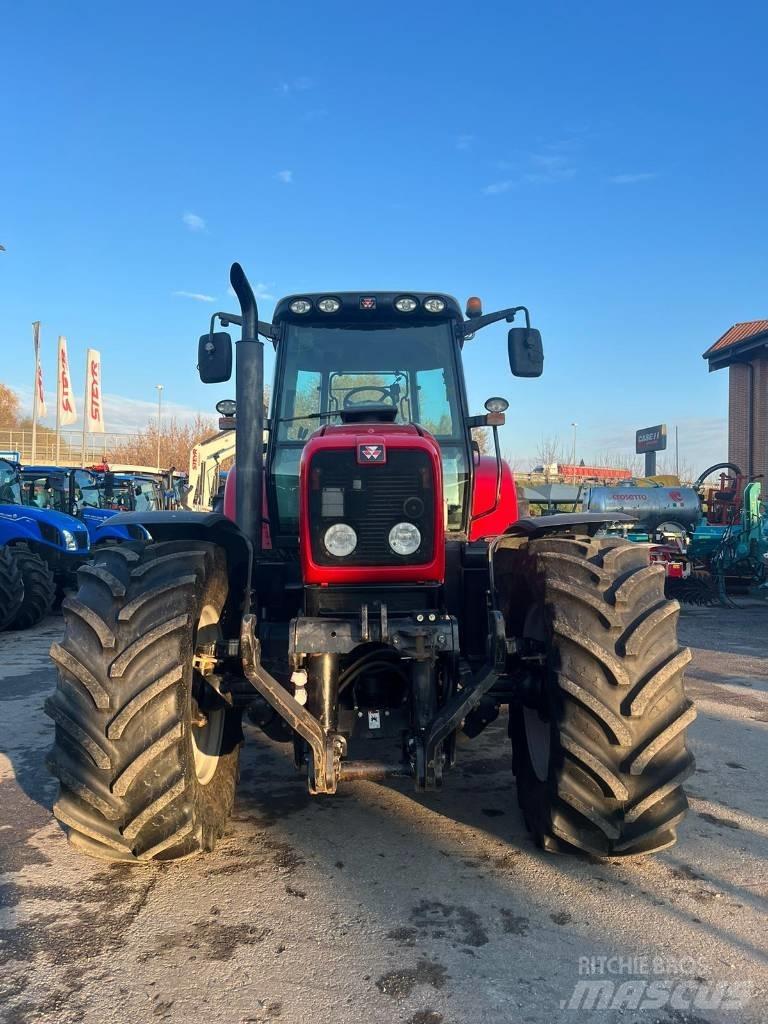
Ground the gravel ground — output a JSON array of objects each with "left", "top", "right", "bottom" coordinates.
[{"left": 1, "top": 604, "right": 767, "bottom": 1024}]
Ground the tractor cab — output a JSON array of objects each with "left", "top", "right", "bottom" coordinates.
[
  {"left": 20, "top": 466, "right": 103, "bottom": 514},
  {"left": 19, "top": 465, "right": 150, "bottom": 545},
  {"left": 268, "top": 293, "right": 473, "bottom": 543}
]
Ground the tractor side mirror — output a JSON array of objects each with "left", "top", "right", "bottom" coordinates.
[
  {"left": 508, "top": 328, "right": 544, "bottom": 378},
  {"left": 198, "top": 332, "right": 232, "bottom": 384}
]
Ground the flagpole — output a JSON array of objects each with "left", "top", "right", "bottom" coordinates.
[
  {"left": 55, "top": 335, "right": 63, "bottom": 463},
  {"left": 81, "top": 350, "right": 88, "bottom": 466},
  {"left": 31, "top": 322, "right": 40, "bottom": 462}
]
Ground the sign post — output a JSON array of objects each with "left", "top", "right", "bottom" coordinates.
[
  {"left": 31, "top": 322, "right": 42, "bottom": 462},
  {"left": 635, "top": 423, "right": 667, "bottom": 477}
]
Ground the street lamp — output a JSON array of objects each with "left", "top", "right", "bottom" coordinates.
[
  {"left": 155, "top": 384, "right": 164, "bottom": 470},
  {"left": 570, "top": 422, "right": 578, "bottom": 466}
]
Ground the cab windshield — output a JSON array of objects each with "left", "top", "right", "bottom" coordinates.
[
  {"left": 73, "top": 469, "right": 104, "bottom": 509},
  {"left": 0, "top": 461, "right": 22, "bottom": 505},
  {"left": 273, "top": 322, "right": 470, "bottom": 535},
  {"left": 21, "top": 473, "right": 69, "bottom": 511},
  {"left": 105, "top": 477, "right": 159, "bottom": 512}
]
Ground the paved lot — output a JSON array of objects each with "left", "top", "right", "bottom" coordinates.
[{"left": 1, "top": 605, "right": 767, "bottom": 1024}]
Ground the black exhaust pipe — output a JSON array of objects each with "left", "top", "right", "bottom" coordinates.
[{"left": 229, "top": 262, "right": 263, "bottom": 556}]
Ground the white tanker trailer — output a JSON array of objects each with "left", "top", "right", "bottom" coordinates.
[{"left": 585, "top": 485, "right": 702, "bottom": 535}]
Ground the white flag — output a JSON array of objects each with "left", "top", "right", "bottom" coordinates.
[
  {"left": 36, "top": 363, "right": 47, "bottom": 417},
  {"left": 58, "top": 336, "right": 77, "bottom": 425},
  {"left": 85, "top": 348, "right": 105, "bottom": 433},
  {"left": 33, "top": 323, "right": 47, "bottom": 417}
]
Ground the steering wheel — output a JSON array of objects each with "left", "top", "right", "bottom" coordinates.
[{"left": 343, "top": 386, "right": 395, "bottom": 409}]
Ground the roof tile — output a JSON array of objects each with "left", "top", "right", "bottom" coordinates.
[{"left": 704, "top": 320, "right": 768, "bottom": 356}]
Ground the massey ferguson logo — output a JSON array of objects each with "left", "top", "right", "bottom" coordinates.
[{"left": 358, "top": 443, "right": 385, "bottom": 463}]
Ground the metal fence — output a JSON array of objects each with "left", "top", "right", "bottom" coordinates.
[{"left": 0, "top": 429, "right": 136, "bottom": 466}]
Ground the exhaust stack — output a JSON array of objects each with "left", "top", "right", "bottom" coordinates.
[{"left": 229, "top": 262, "right": 263, "bottom": 555}]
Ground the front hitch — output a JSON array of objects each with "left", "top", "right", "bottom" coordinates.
[{"left": 240, "top": 615, "right": 345, "bottom": 793}]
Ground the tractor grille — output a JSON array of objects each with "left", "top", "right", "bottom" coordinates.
[
  {"left": 75, "top": 532, "right": 89, "bottom": 550},
  {"left": 38, "top": 521, "right": 59, "bottom": 545},
  {"left": 308, "top": 448, "right": 435, "bottom": 567}
]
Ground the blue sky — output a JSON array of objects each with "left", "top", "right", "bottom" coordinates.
[{"left": 2, "top": 0, "right": 767, "bottom": 472}]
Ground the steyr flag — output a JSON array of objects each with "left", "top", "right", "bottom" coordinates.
[
  {"left": 85, "top": 348, "right": 105, "bottom": 433},
  {"left": 57, "top": 336, "right": 77, "bottom": 425},
  {"left": 32, "top": 321, "right": 47, "bottom": 417}
]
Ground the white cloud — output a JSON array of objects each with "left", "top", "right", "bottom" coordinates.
[
  {"left": 483, "top": 180, "right": 515, "bottom": 195},
  {"left": 483, "top": 151, "right": 577, "bottom": 194},
  {"left": 182, "top": 211, "right": 206, "bottom": 232},
  {"left": 173, "top": 290, "right": 216, "bottom": 303},
  {"left": 275, "top": 169, "right": 293, "bottom": 184},
  {"left": 276, "top": 77, "right": 313, "bottom": 95},
  {"left": 13, "top": 385, "right": 210, "bottom": 434},
  {"left": 607, "top": 173, "right": 657, "bottom": 185},
  {"left": 590, "top": 416, "right": 727, "bottom": 475},
  {"left": 99, "top": 394, "right": 212, "bottom": 433},
  {"left": 227, "top": 282, "right": 275, "bottom": 302}
]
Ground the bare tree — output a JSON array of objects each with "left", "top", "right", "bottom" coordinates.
[
  {"left": 532, "top": 434, "right": 566, "bottom": 473},
  {"left": 471, "top": 428, "right": 493, "bottom": 455},
  {"left": 591, "top": 449, "right": 638, "bottom": 475},
  {"left": 502, "top": 449, "right": 524, "bottom": 474},
  {"left": 109, "top": 414, "right": 216, "bottom": 470}
]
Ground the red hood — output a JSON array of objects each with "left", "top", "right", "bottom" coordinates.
[{"left": 299, "top": 421, "right": 445, "bottom": 585}]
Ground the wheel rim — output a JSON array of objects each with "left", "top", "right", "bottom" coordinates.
[
  {"left": 522, "top": 603, "right": 551, "bottom": 783},
  {"left": 192, "top": 601, "right": 225, "bottom": 785},
  {"left": 192, "top": 708, "right": 225, "bottom": 785}
]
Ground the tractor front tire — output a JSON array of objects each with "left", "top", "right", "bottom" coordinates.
[
  {"left": 497, "top": 535, "right": 695, "bottom": 858},
  {"left": 47, "top": 540, "right": 241, "bottom": 862},
  {"left": 0, "top": 547, "right": 24, "bottom": 631},
  {"left": 9, "top": 546, "right": 55, "bottom": 630}
]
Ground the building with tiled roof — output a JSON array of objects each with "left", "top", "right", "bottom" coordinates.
[{"left": 703, "top": 321, "right": 768, "bottom": 481}]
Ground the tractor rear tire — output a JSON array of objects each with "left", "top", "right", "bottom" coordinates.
[
  {"left": 496, "top": 535, "right": 695, "bottom": 858},
  {"left": 9, "top": 546, "right": 56, "bottom": 630},
  {"left": 0, "top": 547, "right": 24, "bottom": 631},
  {"left": 46, "top": 540, "right": 241, "bottom": 862}
]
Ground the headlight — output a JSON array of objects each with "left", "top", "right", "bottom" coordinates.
[
  {"left": 216, "top": 399, "right": 237, "bottom": 416},
  {"left": 388, "top": 522, "right": 421, "bottom": 556},
  {"left": 61, "top": 529, "right": 78, "bottom": 552},
  {"left": 484, "top": 396, "right": 509, "bottom": 414},
  {"left": 324, "top": 523, "right": 357, "bottom": 557},
  {"left": 290, "top": 298, "right": 312, "bottom": 314},
  {"left": 423, "top": 296, "right": 446, "bottom": 313},
  {"left": 317, "top": 296, "right": 341, "bottom": 313},
  {"left": 395, "top": 296, "right": 418, "bottom": 313}
]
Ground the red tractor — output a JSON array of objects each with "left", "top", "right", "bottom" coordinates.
[{"left": 47, "top": 265, "right": 695, "bottom": 863}]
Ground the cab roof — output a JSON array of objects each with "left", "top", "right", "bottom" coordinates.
[{"left": 273, "top": 292, "right": 463, "bottom": 326}]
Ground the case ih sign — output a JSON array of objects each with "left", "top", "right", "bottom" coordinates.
[{"left": 636, "top": 423, "right": 667, "bottom": 454}]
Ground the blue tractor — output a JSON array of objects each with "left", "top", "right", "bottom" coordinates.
[
  {"left": 0, "top": 545, "right": 23, "bottom": 630},
  {"left": 98, "top": 470, "right": 165, "bottom": 513},
  {"left": 0, "top": 457, "right": 90, "bottom": 629},
  {"left": 19, "top": 465, "right": 151, "bottom": 547}
]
